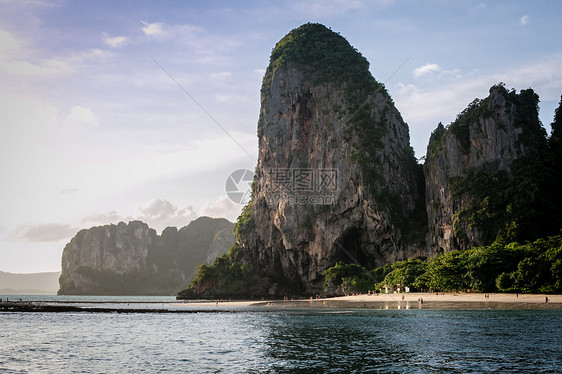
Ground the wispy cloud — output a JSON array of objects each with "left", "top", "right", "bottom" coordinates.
[
  {"left": 210, "top": 71, "right": 231, "bottom": 80},
  {"left": 520, "top": 15, "right": 529, "bottom": 25},
  {"left": 7, "top": 223, "right": 77, "bottom": 242},
  {"left": 81, "top": 211, "right": 124, "bottom": 225},
  {"left": 393, "top": 53, "right": 562, "bottom": 157},
  {"left": 65, "top": 105, "right": 98, "bottom": 126},
  {"left": 141, "top": 21, "right": 167, "bottom": 37},
  {"left": 0, "top": 29, "right": 111, "bottom": 77},
  {"left": 137, "top": 198, "right": 197, "bottom": 231},
  {"left": 413, "top": 63, "right": 441, "bottom": 77},
  {"left": 102, "top": 32, "right": 128, "bottom": 48},
  {"left": 141, "top": 20, "right": 203, "bottom": 40},
  {"left": 291, "top": 0, "right": 365, "bottom": 17},
  {"left": 200, "top": 195, "right": 242, "bottom": 222},
  {"left": 413, "top": 63, "right": 463, "bottom": 80}
]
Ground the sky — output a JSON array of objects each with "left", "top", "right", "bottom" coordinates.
[{"left": 1, "top": 0, "right": 561, "bottom": 273}]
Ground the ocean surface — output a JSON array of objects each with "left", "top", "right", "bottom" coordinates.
[{"left": 1, "top": 295, "right": 561, "bottom": 373}]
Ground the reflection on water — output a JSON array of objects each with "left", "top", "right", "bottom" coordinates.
[{"left": 1, "top": 307, "right": 561, "bottom": 373}]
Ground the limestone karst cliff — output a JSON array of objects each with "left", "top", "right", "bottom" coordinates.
[
  {"left": 425, "top": 84, "right": 557, "bottom": 252},
  {"left": 233, "top": 23, "right": 427, "bottom": 296},
  {"left": 180, "top": 24, "right": 561, "bottom": 299},
  {"left": 58, "top": 217, "right": 234, "bottom": 295}
]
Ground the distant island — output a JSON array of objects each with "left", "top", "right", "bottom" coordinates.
[
  {"left": 179, "top": 23, "right": 562, "bottom": 300},
  {"left": 0, "top": 271, "right": 61, "bottom": 295},
  {"left": 58, "top": 216, "right": 234, "bottom": 295}
]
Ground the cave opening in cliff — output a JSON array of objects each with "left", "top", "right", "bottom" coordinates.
[{"left": 335, "top": 228, "right": 371, "bottom": 268}]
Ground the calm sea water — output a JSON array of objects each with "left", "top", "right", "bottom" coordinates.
[{"left": 1, "top": 296, "right": 561, "bottom": 373}]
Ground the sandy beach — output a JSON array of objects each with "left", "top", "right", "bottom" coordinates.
[
  {"left": 1, "top": 293, "right": 560, "bottom": 313},
  {"left": 334, "top": 292, "right": 562, "bottom": 304},
  {"left": 176, "top": 292, "right": 562, "bottom": 311}
]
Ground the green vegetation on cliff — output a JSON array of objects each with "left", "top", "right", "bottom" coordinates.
[
  {"left": 179, "top": 244, "right": 263, "bottom": 299},
  {"left": 548, "top": 96, "right": 562, "bottom": 232},
  {"left": 449, "top": 156, "right": 558, "bottom": 245},
  {"left": 444, "top": 84, "right": 546, "bottom": 155},
  {"left": 233, "top": 201, "right": 254, "bottom": 241},
  {"left": 264, "top": 23, "right": 373, "bottom": 90},
  {"left": 323, "top": 235, "right": 562, "bottom": 294},
  {"left": 429, "top": 84, "right": 561, "bottom": 247}
]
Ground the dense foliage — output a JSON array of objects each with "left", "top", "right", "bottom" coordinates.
[
  {"left": 549, "top": 97, "right": 562, "bottom": 231},
  {"left": 263, "top": 23, "right": 373, "bottom": 90},
  {"left": 443, "top": 83, "right": 546, "bottom": 155},
  {"left": 184, "top": 244, "right": 262, "bottom": 298},
  {"left": 233, "top": 201, "right": 254, "bottom": 241},
  {"left": 323, "top": 236, "right": 562, "bottom": 294},
  {"left": 429, "top": 84, "right": 562, "bottom": 247}
]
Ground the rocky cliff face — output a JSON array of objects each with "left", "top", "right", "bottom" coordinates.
[
  {"left": 424, "top": 84, "right": 548, "bottom": 252},
  {"left": 180, "top": 24, "right": 560, "bottom": 299},
  {"left": 237, "top": 23, "right": 426, "bottom": 295},
  {"left": 58, "top": 217, "right": 234, "bottom": 295}
]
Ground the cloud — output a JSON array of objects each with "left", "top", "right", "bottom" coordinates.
[
  {"left": 214, "top": 93, "right": 251, "bottom": 104},
  {"left": 66, "top": 105, "right": 98, "bottom": 126},
  {"left": 141, "top": 21, "right": 167, "bottom": 37},
  {"left": 200, "top": 195, "right": 243, "bottom": 222},
  {"left": 137, "top": 199, "right": 198, "bottom": 231},
  {"left": 392, "top": 53, "right": 562, "bottom": 157},
  {"left": 7, "top": 223, "right": 77, "bottom": 242},
  {"left": 291, "top": 0, "right": 365, "bottom": 17},
  {"left": 414, "top": 63, "right": 442, "bottom": 77},
  {"left": 81, "top": 211, "right": 124, "bottom": 225},
  {"left": 210, "top": 71, "right": 231, "bottom": 80},
  {"left": 0, "top": 29, "right": 21, "bottom": 56},
  {"left": 140, "top": 20, "right": 204, "bottom": 43},
  {"left": 0, "top": 30, "right": 111, "bottom": 77},
  {"left": 139, "top": 199, "right": 177, "bottom": 219},
  {"left": 102, "top": 32, "right": 128, "bottom": 48},
  {"left": 520, "top": 15, "right": 529, "bottom": 25}
]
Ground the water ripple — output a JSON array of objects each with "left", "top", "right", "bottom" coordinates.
[{"left": 0, "top": 309, "right": 561, "bottom": 372}]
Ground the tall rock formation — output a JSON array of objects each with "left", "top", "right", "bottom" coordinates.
[
  {"left": 181, "top": 25, "right": 561, "bottom": 299},
  {"left": 236, "top": 23, "right": 426, "bottom": 296},
  {"left": 424, "top": 84, "right": 551, "bottom": 252},
  {"left": 58, "top": 217, "right": 234, "bottom": 295}
]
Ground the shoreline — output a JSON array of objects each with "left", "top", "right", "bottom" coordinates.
[
  {"left": 1, "top": 293, "right": 560, "bottom": 313},
  {"left": 180, "top": 292, "right": 562, "bottom": 310}
]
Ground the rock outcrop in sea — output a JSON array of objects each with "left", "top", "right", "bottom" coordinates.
[
  {"left": 58, "top": 217, "right": 234, "bottom": 295},
  {"left": 233, "top": 23, "right": 427, "bottom": 296},
  {"left": 180, "top": 24, "right": 561, "bottom": 299}
]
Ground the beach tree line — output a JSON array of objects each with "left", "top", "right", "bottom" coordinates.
[{"left": 323, "top": 235, "right": 562, "bottom": 295}]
